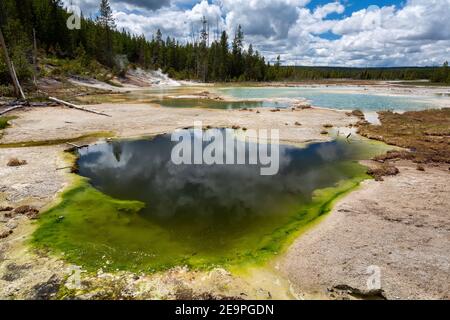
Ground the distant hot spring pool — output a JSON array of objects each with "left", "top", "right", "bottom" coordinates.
[
  {"left": 33, "top": 132, "right": 390, "bottom": 272},
  {"left": 218, "top": 87, "right": 445, "bottom": 111}
]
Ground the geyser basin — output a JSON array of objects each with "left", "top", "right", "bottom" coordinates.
[{"left": 33, "top": 132, "right": 389, "bottom": 272}]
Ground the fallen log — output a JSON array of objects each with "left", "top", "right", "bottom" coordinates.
[
  {"left": 48, "top": 97, "right": 111, "bottom": 117},
  {"left": 0, "top": 100, "right": 27, "bottom": 107},
  {"left": 65, "top": 142, "right": 88, "bottom": 149},
  {"left": 0, "top": 101, "right": 57, "bottom": 116},
  {"left": 66, "top": 142, "right": 81, "bottom": 148},
  {"left": 0, "top": 105, "right": 26, "bottom": 116}
]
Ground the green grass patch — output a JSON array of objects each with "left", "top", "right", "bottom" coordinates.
[
  {"left": 0, "top": 116, "right": 17, "bottom": 138},
  {"left": 0, "top": 117, "right": 10, "bottom": 130}
]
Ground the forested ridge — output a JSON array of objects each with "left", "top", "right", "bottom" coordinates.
[{"left": 0, "top": 0, "right": 449, "bottom": 88}]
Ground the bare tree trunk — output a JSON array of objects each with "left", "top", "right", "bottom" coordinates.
[
  {"left": 0, "top": 27, "right": 26, "bottom": 100},
  {"left": 10, "top": 61, "right": 25, "bottom": 98},
  {"left": 33, "top": 28, "right": 38, "bottom": 87}
]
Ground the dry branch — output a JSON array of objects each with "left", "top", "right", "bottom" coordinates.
[
  {"left": 65, "top": 142, "right": 88, "bottom": 149},
  {"left": 0, "top": 105, "right": 25, "bottom": 116},
  {"left": 48, "top": 97, "right": 112, "bottom": 117}
]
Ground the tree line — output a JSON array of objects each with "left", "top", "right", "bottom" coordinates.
[
  {"left": 0, "top": 0, "right": 449, "bottom": 86},
  {"left": 269, "top": 64, "right": 450, "bottom": 83}
]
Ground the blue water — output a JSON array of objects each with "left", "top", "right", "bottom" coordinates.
[
  {"left": 150, "top": 98, "right": 286, "bottom": 109},
  {"left": 218, "top": 87, "right": 443, "bottom": 111}
]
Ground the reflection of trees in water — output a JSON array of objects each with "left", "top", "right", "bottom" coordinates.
[{"left": 111, "top": 142, "right": 123, "bottom": 162}]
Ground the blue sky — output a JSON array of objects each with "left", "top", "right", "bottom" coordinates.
[
  {"left": 308, "top": 0, "right": 402, "bottom": 12},
  {"left": 306, "top": 0, "right": 404, "bottom": 40},
  {"left": 68, "top": 0, "right": 450, "bottom": 67},
  {"left": 307, "top": 0, "right": 403, "bottom": 26}
]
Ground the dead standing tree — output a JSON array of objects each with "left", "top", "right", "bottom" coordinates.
[
  {"left": 0, "top": 27, "right": 26, "bottom": 100},
  {"left": 200, "top": 16, "right": 209, "bottom": 82}
]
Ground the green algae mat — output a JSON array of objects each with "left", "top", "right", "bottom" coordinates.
[{"left": 33, "top": 133, "right": 390, "bottom": 273}]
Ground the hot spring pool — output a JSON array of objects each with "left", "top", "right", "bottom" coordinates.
[{"left": 33, "top": 131, "right": 391, "bottom": 272}]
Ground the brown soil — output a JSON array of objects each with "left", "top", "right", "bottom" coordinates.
[
  {"left": 358, "top": 109, "right": 450, "bottom": 163},
  {"left": 279, "top": 160, "right": 450, "bottom": 300},
  {"left": 366, "top": 163, "right": 400, "bottom": 181}
]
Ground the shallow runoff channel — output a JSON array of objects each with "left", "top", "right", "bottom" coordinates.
[{"left": 33, "top": 130, "right": 391, "bottom": 273}]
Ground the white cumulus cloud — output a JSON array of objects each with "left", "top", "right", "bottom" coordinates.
[{"left": 67, "top": 0, "right": 450, "bottom": 66}]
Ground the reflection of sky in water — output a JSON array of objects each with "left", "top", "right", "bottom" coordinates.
[
  {"left": 219, "top": 87, "right": 445, "bottom": 111},
  {"left": 78, "top": 132, "right": 370, "bottom": 231}
]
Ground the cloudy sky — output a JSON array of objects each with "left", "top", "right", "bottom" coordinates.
[{"left": 65, "top": 0, "right": 450, "bottom": 67}]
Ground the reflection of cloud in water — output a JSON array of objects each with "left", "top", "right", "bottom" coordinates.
[
  {"left": 316, "top": 143, "right": 339, "bottom": 162},
  {"left": 78, "top": 133, "right": 363, "bottom": 224}
]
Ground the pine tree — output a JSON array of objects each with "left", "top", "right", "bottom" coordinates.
[
  {"left": 156, "top": 29, "right": 163, "bottom": 44},
  {"left": 218, "top": 31, "right": 229, "bottom": 80},
  {"left": 96, "top": 0, "right": 116, "bottom": 67},
  {"left": 199, "top": 16, "right": 209, "bottom": 81},
  {"left": 443, "top": 61, "right": 450, "bottom": 83},
  {"left": 275, "top": 55, "right": 281, "bottom": 68},
  {"left": 97, "top": 0, "right": 115, "bottom": 29},
  {"left": 232, "top": 25, "right": 243, "bottom": 55},
  {"left": 231, "top": 25, "right": 244, "bottom": 79}
]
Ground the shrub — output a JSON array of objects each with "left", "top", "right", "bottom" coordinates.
[
  {"left": 0, "top": 117, "right": 10, "bottom": 130},
  {"left": 7, "top": 157, "right": 27, "bottom": 167},
  {"left": 367, "top": 164, "right": 399, "bottom": 181}
]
